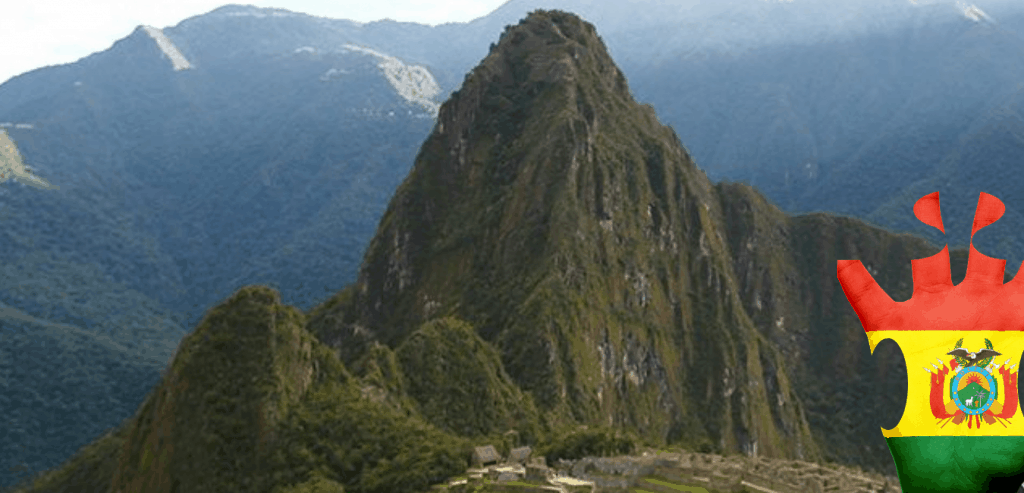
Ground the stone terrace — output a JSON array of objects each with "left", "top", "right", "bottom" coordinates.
[
  {"left": 550, "top": 448, "right": 902, "bottom": 493},
  {"left": 438, "top": 446, "right": 903, "bottom": 493}
]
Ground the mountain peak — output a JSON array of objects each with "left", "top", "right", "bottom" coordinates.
[
  {"left": 444, "top": 9, "right": 631, "bottom": 130},
  {"left": 308, "top": 9, "right": 815, "bottom": 460},
  {"left": 334, "top": 8, "right": 708, "bottom": 348},
  {"left": 419, "top": 8, "right": 690, "bottom": 225},
  {"left": 206, "top": 4, "right": 299, "bottom": 18}
]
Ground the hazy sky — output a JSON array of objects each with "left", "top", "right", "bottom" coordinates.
[{"left": 1, "top": 1, "right": 509, "bottom": 86}]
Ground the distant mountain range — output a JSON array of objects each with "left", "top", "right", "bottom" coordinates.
[
  {"left": 0, "top": 4, "right": 455, "bottom": 485},
  {"left": 6, "top": 10, "right": 985, "bottom": 493},
  {"left": 5, "top": 0, "right": 1024, "bottom": 488}
]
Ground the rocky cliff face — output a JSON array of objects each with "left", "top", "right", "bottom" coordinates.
[
  {"left": 309, "top": 9, "right": 821, "bottom": 463},
  {"left": 714, "top": 181, "right": 1011, "bottom": 472},
  {"left": 308, "top": 10, "right": 1010, "bottom": 473}
]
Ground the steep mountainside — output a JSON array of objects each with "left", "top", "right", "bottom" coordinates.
[
  {"left": 465, "top": 0, "right": 1024, "bottom": 275},
  {"left": 109, "top": 286, "right": 316, "bottom": 493},
  {"left": 0, "top": 6, "right": 450, "bottom": 327},
  {"left": 307, "top": 9, "right": 997, "bottom": 473},
  {"left": 9, "top": 11, "right": 1023, "bottom": 492},
  {"left": 714, "top": 182, "right": 1017, "bottom": 472},
  {"left": 8, "top": 287, "right": 478, "bottom": 493},
  {"left": 7, "top": 3, "right": 1024, "bottom": 485}
]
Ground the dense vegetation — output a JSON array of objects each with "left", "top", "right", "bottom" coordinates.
[
  {"left": 1, "top": 285, "right": 652, "bottom": 493},
  {"left": 311, "top": 9, "right": 820, "bottom": 470},
  {"left": 8, "top": 3, "right": 1024, "bottom": 491},
  {"left": 536, "top": 426, "right": 640, "bottom": 464},
  {"left": 0, "top": 9, "right": 441, "bottom": 486}
]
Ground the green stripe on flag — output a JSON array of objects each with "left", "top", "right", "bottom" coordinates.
[{"left": 886, "top": 436, "right": 1024, "bottom": 492}]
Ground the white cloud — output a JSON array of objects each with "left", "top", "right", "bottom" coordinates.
[{"left": 0, "top": 1, "right": 507, "bottom": 86}]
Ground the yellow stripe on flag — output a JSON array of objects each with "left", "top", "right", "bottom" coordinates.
[{"left": 867, "top": 330, "right": 1024, "bottom": 437}]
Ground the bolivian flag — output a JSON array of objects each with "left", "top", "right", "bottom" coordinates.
[{"left": 839, "top": 191, "right": 1024, "bottom": 492}]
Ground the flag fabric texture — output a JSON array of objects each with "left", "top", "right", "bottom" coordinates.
[{"left": 838, "top": 191, "right": 1024, "bottom": 492}]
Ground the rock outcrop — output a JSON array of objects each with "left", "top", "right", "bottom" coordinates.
[{"left": 309, "top": 9, "right": 820, "bottom": 462}]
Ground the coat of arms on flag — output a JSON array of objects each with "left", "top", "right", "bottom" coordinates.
[{"left": 929, "top": 337, "right": 1019, "bottom": 430}]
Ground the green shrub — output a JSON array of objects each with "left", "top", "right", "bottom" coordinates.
[
  {"left": 274, "top": 471, "right": 346, "bottom": 493},
  {"left": 268, "top": 380, "right": 470, "bottom": 493},
  {"left": 537, "top": 426, "right": 639, "bottom": 464}
]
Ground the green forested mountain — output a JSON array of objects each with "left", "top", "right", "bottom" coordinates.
[
  {"left": 0, "top": 6, "right": 447, "bottom": 484},
  {"left": 312, "top": 8, "right": 820, "bottom": 460},
  {"left": 6, "top": 8, "right": 1018, "bottom": 493},
  {"left": 10, "top": 1, "right": 1024, "bottom": 487}
]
